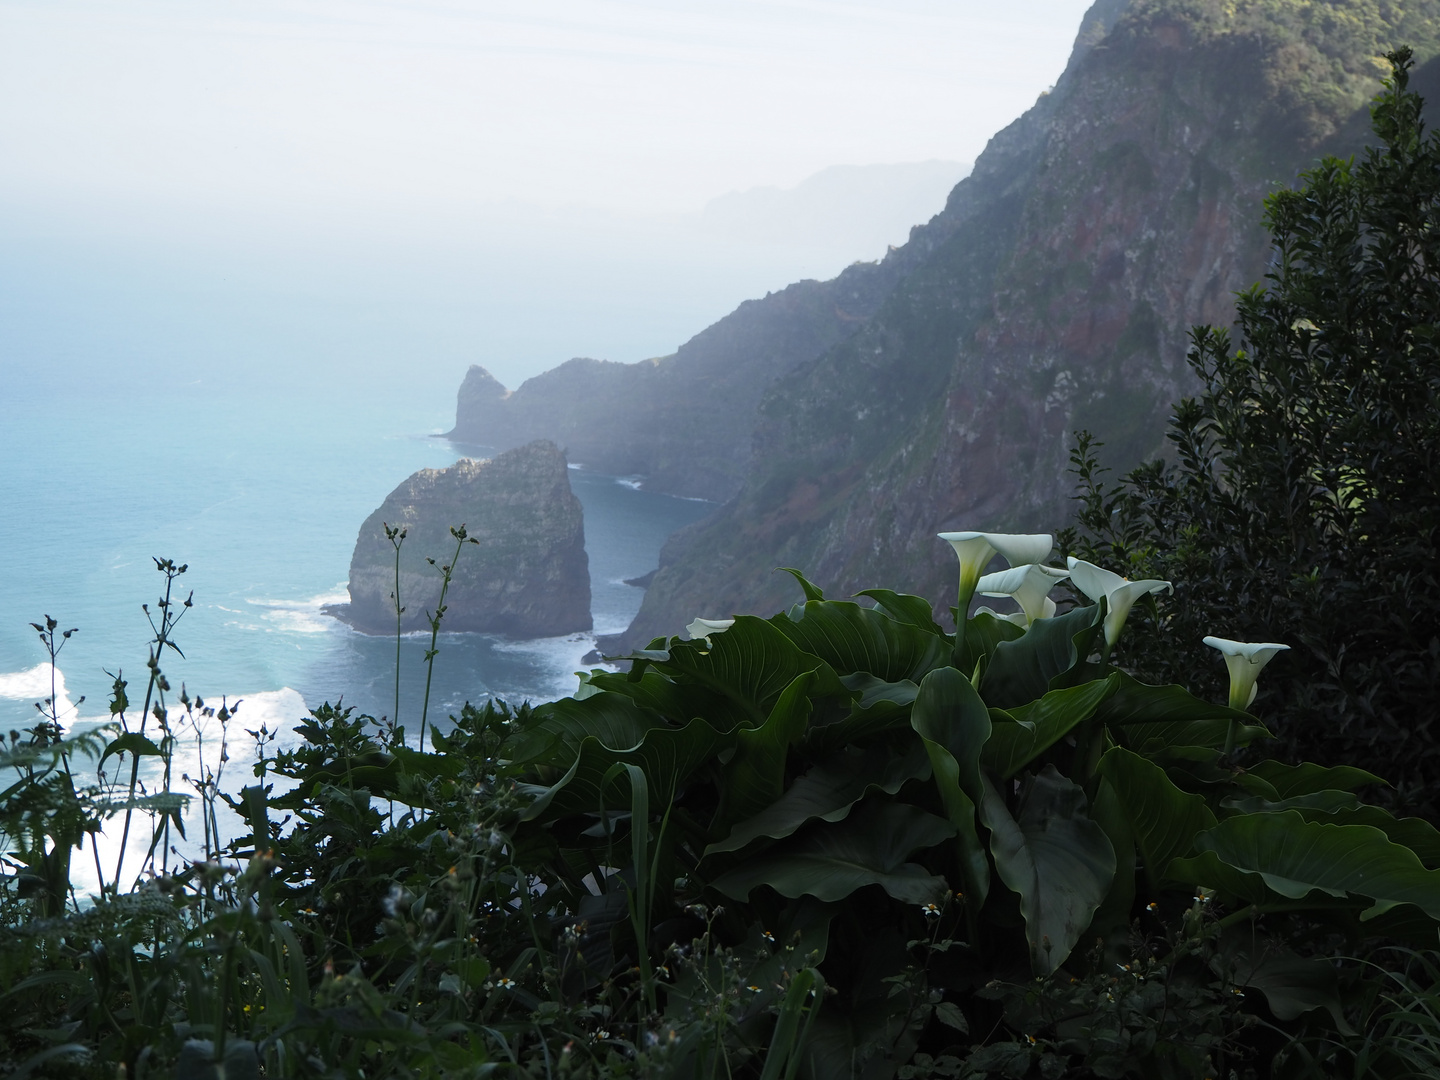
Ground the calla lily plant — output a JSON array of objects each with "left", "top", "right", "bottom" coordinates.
[
  {"left": 1203, "top": 636, "right": 1290, "bottom": 711},
  {"left": 976, "top": 563, "right": 1070, "bottom": 626},
  {"left": 1066, "top": 557, "right": 1173, "bottom": 651},
  {"left": 1204, "top": 635, "right": 1290, "bottom": 755},
  {"left": 937, "top": 531, "right": 1054, "bottom": 615},
  {"left": 686, "top": 617, "right": 735, "bottom": 642}
]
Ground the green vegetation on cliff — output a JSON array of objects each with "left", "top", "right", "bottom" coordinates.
[
  {"left": 612, "top": 0, "right": 1440, "bottom": 654},
  {"left": 1067, "top": 48, "right": 1440, "bottom": 814}
]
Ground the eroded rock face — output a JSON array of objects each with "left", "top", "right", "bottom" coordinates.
[
  {"left": 445, "top": 253, "right": 936, "bottom": 502},
  {"left": 600, "top": 0, "right": 1440, "bottom": 651},
  {"left": 335, "top": 440, "right": 591, "bottom": 637}
]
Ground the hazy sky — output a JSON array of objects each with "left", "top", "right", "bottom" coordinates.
[{"left": 1, "top": 0, "right": 1096, "bottom": 223}]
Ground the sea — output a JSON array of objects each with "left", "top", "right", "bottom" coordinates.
[
  {"left": 0, "top": 209, "right": 777, "bottom": 886},
  {"left": 0, "top": 380, "right": 712, "bottom": 739}
]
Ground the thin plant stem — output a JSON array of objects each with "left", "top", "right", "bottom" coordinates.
[
  {"left": 384, "top": 523, "right": 407, "bottom": 727},
  {"left": 115, "top": 559, "right": 190, "bottom": 888},
  {"left": 419, "top": 525, "right": 476, "bottom": 752}
]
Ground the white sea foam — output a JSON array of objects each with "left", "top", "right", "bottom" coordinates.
[
  {"left": 59, "top": 686, "right": 311, "bottom": 900},
  {"left": 490, "top": 632, "right": 613, "bottom": 698},
  {"left": 0, "top": 663, "right": 81, "bottom": 726},
  {"left": 615, "top": 476, "right": 644, "bottom": 490},
  {"left": 245, "top": 586, "right": 350, "bottom": 635}
]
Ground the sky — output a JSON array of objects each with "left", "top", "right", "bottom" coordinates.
[
  {"left": 1, "top": 0, "right": 1095, "bottom": 222},
  {"left": 0, "top": 0, "right": 1098, "bottom": 396}
]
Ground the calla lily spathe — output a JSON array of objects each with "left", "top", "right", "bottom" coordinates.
[
  {"left": 1066, "top": 557, "right": 1173, "bottom": 647},
  {"left": 937, "top": 531, "right": 1054, "bottom": 613},
  {"left": 1203, "top": 636, "right": 1290, "bottom": 710},
  {"left": 686, "top": 617, "right": 735, "bottom": 642},
  {"left": 977, "top": 563, "right": 1070, "bottom": 626}
]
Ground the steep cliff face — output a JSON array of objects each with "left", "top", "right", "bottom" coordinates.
[
  {"left": 608, "top": 0, "right": 1440, "bottom": 649},
  {"left": 446, "top": 197, "right": 986, "bottom": 502},
  {"left": 335, "top": 440, "right": 591, "bottom": 637}
]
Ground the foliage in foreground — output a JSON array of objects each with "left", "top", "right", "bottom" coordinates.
[
  {"left": 9, "top": 524, "right": 1440, "bottom": 1078},
  {"left": 1065, "top": 48, "right": 1440, "bottom": 816},
  {"left": 7, "top": 51, "right": 1440, "bottom": 1080}
]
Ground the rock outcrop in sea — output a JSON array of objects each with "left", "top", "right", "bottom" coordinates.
[{"left": 332, "top": 440, "right": 591, "bottom": 637}]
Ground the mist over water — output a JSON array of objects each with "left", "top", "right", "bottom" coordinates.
[{"left": 0, "top": 161, "right": 968, "bottom": 874}]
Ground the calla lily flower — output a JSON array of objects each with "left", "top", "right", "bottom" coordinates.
[
  {"left": 977, "top": 563, "right": 1069, "bottom": 626},
  {"left": 975, "top": 604, "right": 1050, "bottom": 627},
  {"left": 1066, "top": 557, "right": 1173, "bottom": 647},
  {"left": 1202, "top": 636, "right": 1290, "bottom": 710},
  {"left": 686, "top": 617, "right": 735, "bottom": 642},
  {"left": 938, "top": 531, "right": 1054, "bottom": 614}
]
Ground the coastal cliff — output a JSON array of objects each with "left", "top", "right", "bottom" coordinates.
[
  {"left": 446, "top": 214, "right": 976, "bottom": 502},
  {"left": 440, "top": 0, "right": 1440, "bottom": 652},
  {"left": 334, "top": 440, "right": 591, "bottom": 638},
  {"left": 604, "top": 0, "right": 1440, "bottom": 650}
]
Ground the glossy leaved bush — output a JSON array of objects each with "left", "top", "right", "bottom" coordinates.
[
  {"left": 503, "top": 545, "right": 1440, "bottom": 1076},
  {"left": 1065, "top": 48, "right": 1440, "bottom": 817}
]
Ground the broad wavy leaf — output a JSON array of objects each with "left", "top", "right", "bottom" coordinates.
[
  {"left": 980, "top": 766, "right": 1115, "bottom": 974},
  {"left": 710, "top": 800, "right": 953, "bottom": 906}
]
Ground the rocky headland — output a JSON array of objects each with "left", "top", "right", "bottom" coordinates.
[
  {"left": 330, "top": 440, "right": 591, "bottom": 638},
  {"left": 443, "top": 0, "right": 1440, "bottom": 652},
  {"left": 444, "top": 235, "right": 948, "bottom": 502}
]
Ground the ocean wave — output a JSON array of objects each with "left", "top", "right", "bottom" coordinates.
[
  {"left": 490, "top": 632, "right": 613, "bottom": 698},
  {"left": 245, "top": 586, "right": 351, "bottom": 635},
  {"left": 0, "top": 663, "right": 80, "bottom": 724},
  {"left": 63, "top": 686, "right": 311, "bottom": 899}
]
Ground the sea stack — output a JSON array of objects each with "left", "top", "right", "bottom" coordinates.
[{"left": 335, "top": 440, "right": 591, "bottom": 637}]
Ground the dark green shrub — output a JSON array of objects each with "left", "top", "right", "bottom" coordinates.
[{"left": 1064, "top": 49, "right": 1440, "bottom": 816}]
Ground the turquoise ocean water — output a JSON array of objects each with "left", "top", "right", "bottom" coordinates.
[
  {"left": 0, "top": 220, "right": 721, "bottom": 887},
  {"left": 0, "top": 376, "right": 710, "bottom": 737}
]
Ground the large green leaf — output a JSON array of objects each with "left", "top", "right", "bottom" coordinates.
[
  {"left": 658, "top": 616, "right": 843, "bottom": 725},
  {"left": 979, "top": 605, "right": 1102, "bottom": 709},
  {"left": 1169, "top": 811, "right": 1440, "bottom": 921},
  {"left": 980, "top": 766, "right": 1116, "bottom": 974},
  {"left": 1094, "top": 672, "right": 1267, "bottom": 753},
  {"left": 709, "top": 800, "right": 954, "bottom": 906},
  {"left": 581, "top": 668, "right": 753, "bottom": 733},
  {"left": 520, "top": 717, "right": 732, "bottom": 823},
  {"left": 510, "top": 693, "right": 664, "bottom": 766},
  {"left": 1221, "top": 791, "right": 1361, "bottom": 815},
  {"left": 714, "top": 672, "right": 815, "bottom": 832},
  {"left": 1088, "top": 778, "right": 1136, "bottom": 935},
  {"left": 911, "top": 666, "right": 992, "bottom": 909},
  {"left": 981, "top": 677, "right": 1118, "bottom": 780},
  {"left": 1237, "top": 951, "right": 1354, "bottom": 1034},
  {"left": 1244, "top": 761, "right": 1386, "bottom": 798},
  {"left": 841, "top": 673, "right": 918, "bottom": 709},
  {"left": 1095, "top": 747, "right": 1217, "bottom": 889},
  {"left": 956, "top": 611, "right": 1025, "bottom": 683},
  {"left": 771, "top": 600, "right": 951, "bottom": 683},
  {"left": 1283, "top": 805, "right": 1440, "bottom": 868},
  {"left": 801, "top": 691, "right": 917, "bottom": 757},
  {"left": 705, "top": 739, "right": 931, "bottom": 856},
  {"left": 855, "top": 589, "right": 948, "bottom": 636}
]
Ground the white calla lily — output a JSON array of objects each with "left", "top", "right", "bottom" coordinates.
[
  {"left": 938, "top": 531, "right": 1054, "bottom": 615},
  {"left": 974, "top": 605, "right": 1034, "bottom": 627},
  {"left": 686, "top": 617, "right": 735, "bottom": 642},
  {"left": 1066, "top": 557, "right": 1173, "bottom": 647},
  {"left": 977, "top": 563, "right": 1069, "bottom": 626},
  {"left": 1203, "top": 636, "right": 1290, "bottom": 711}
]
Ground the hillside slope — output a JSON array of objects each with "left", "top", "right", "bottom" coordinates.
[
  {"left": 446, "top": 220, "right": 961, "bottom": 501},
  {"left": 610, "top": 0, "right": 1440, "bottom": 648}
]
